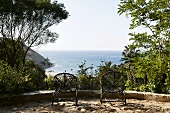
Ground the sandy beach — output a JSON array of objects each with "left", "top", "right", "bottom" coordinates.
[{"left": 1, "top": 98, "right": 170, "bottom": 113}]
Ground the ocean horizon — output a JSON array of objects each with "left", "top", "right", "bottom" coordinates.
[{"left": 38, "top": 50, "right": 123, "bottom": 74}]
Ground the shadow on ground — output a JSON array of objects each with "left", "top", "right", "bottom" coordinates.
[{"left": 0, "top": 99, "right": 170, "bottom": 112}]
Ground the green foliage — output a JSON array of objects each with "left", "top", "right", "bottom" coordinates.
[
  {"left": 77, "top": 74, "right": 100, "bottom": 90},
  {"left": 0, "top": 38, "right": 25, "bottom": 67},
  {"left": 125, "top": 80, "right": 134, "bottom": 90},
  {"left": 139, "top": 84, "right": 148, "bottom": 92},
  {"left": 45, "top": 75, "right": 54, "bottom": 90},
  {"left": 21, "top": 60, "right": 47, "bottom": 91},
  {"left": 77, "top": 61, "right": 94, "bottom": 76},
  {"left": 0, "top": 60, "right": 47, "bottom": 97},
  {"left": 97, "top": 61, "right": 117, "bottom": 77},
  {"left": 76, "top": 61, "right": 127, "bottom": 90},
  {"left": 0, "top": 60, "right": 21, "bottom": 97},
  {"left": 0, "top": 0, "right": 69, "bottom": 67},
  {"left": 77, "top": 61, "right": 100, "bottom": 90},
  {"left": 165, "top": 77, "right": 170, "bottom": 93},
  {"left": 0, "top": 0, "right": 68, "bottom": 46},
  {"left": 0, "top": 0, "right": 69, "bottom": 97},
  {"left": 118, "top": 0, "right": 170, "bottom": 93}
]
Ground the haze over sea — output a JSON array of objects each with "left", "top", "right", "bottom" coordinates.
[{"left": 38, "top": 50, "right": 123, "bottom": 74}]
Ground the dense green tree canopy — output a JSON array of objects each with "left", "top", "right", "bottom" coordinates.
[
  {"left": 0, "top": 0, "right": 68, "bottom": 67},
  {"left": 0, "top": 0, "right": 68, "bottom": 46},
  {"left": 118, "top": 0, "right": 170, "bottom": 93}
]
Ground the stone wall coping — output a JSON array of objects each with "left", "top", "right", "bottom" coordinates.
[
  {"left": 1, "top": 90, "right": 170, "bottom": 106},
  {"left": 23, "top": 90, "right": 170, "bottom": 97},
  {"left": 23, "top": 90, "right": 55, "bottom": 95},
  {"left": 126, "top": 90, "right": 170, "bottom": 96}
]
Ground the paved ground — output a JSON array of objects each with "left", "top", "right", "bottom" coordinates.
[{"left": 1, "top": 98, "right": 170, "bottom": 113}]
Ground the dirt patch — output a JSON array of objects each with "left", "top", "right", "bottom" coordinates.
[{"left": 1, "top": 99, "right": 170, "bottom": 113}]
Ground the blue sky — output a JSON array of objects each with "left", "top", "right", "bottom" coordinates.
[{"left": 38, "top": 0, "right": 131, "bottom": 51}]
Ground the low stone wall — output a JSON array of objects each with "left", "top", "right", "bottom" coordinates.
[
  {"left": 126, "top": 91, "right": 170, "bottom": 102},
  {"left": 1, "top": 90, "right": 170, "bottom": 106}
]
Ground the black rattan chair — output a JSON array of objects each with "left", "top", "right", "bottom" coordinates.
[
  {"left": 52, "top": 73, "right": 78, "bottom": 106},
  {"left": 100, "top": 71, "right": 126, "bottom": 105}
]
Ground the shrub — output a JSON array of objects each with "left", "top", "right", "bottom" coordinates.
[
  {"left": 0, "top": 59, "right": 48, "bottom": 97},
  {"left": 45, "top": 75, "right": 54, "bottom": 90},
  {"left": 77, "top": 74, "right": 100, "bottom": 90},
  {"left": 18, "top": 60, "right": 47, "bottom": 92},
  {"left": 0, "top": 60, "right": 21, "bottom": 97}
]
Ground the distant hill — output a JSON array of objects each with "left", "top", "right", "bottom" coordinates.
[
  {"left": 25, "top": 47, "right": 54, "bottom": 69},
  {"left": 0, "top": 37, "right": 53, "bottom": 69}
]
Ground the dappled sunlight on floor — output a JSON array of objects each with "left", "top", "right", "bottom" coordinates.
[{"left": 1, "top": 99, "right": 170, "bottom": 113}]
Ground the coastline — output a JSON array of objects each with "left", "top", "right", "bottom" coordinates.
[{"left": 38, "top": 50, "right": 123, "bottom": 73}]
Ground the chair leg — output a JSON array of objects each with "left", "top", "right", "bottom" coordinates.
[
  {"left": 52, "top": 91, "right": 59, "bottom": 105},
  {"left": 122, "top": 93, "right": 126, "bottom": 105},
  {"left": 100, "top": 94, "right": 103, "bottom": 104},
  {"left": 75, "top": 97, "right": 78, "bottom": 106},
  {"left": 75, "top": 90, "right": 78, "bottom": 106},
  {"left": 52, "top": 92, "right": 55, "bottom": 105},
  {"left": 52, "top": 96, "right": 54, "bottom": 105},
  {"left": 124, "top": 95, "right": 126, "bottom": 105}
]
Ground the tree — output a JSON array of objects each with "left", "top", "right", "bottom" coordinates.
[
  {"left": 0, "top": 0, "right": 68, "bottom": 67},
  {"left": 118, "top": 0, "right": 170, "bottom": 93},
  {"left": 0, "top": 38, "right": 25, "bottom": 68}
]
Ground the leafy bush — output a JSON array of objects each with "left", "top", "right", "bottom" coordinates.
[
  {"left": 165, "top": 77, "right": 170, "bottom": 93},
  {"left": 19, "top": 61, "right": 48, "bottom": 93},
  {"left": 45, "top": 75, "right": 54, "bottom": 90},
  {"left": 0, "top": 60, "right": 47, "bottom": 97},
  {"left": 76, "top": 61, "right": 100, "bottom": 90},
  {"left": 77, "top": 74, "right": 100, "bottom": 90},
  {"left": 0, "top": 60, "right": 21, "bottom": 97},
  {"left": 0, "top": 38, "right": 25, "bottom": 68},
  {"left": 125, "top": 80, "right": 134, "bottom": 90}
]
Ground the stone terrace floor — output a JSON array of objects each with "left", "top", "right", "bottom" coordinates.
[{"left": 1, "top": 98, "right": 170, "bottom": 113}]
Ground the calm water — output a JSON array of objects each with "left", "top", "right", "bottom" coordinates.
[{"left": 38, "top": 50, "right": 123, "bottom": 74}]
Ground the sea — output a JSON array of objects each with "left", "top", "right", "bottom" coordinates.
[{"left": 38, "top": 50, "right": 123, "bottom": 74}]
